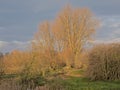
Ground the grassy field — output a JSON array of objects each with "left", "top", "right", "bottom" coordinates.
[
  {"left": 0, "top": 70, "right": 120, "bottom": 90},
  {"left": 46, "top": 69, "right": 120, "bottom": 90},
  {"left": 48, "top": 77, "right": 120, "bottom": 90}
]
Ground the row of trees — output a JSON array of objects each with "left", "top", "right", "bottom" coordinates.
[
  {"left": 1, "top": 5, "right": 119, "bottom": 83},
  {"left": 0, "top": 6, "right": 98, "bottom": 77}
]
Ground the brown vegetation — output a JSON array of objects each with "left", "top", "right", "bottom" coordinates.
[
  {"left": 86, "top": 43, "right": 120, "bottom": 81},
  {"left": 1, "top": 5, "right": 120, "bottom": 90}
]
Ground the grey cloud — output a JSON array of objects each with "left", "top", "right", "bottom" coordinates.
[
  {"left": 0, "top": 41, "right": 31, "bottom": 53},
  {"left": 1, "top": 0, "right": 120, "bottom": 15},
  {"left": 110, "top": 23, "right": 120, "bottom": 28},
  {"left": 0, "top": 0, "right": 120, "bottom": 52},
  {"left": 0, "top": 27, "right": 5, "bottom": 30},
  {"left": 0, "top": 41, "right": 8, "bottom": 48},
  {"left": 96, "top": 16, "right": 120, "bottom": 41},
  {"left": 70, "top": 0, "right": 120, "bottom": 15},
  {"left": 93, "top": 38, "right": 120, "bottom": 44}
]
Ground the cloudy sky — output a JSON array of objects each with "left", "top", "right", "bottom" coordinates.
[{"left": 0, "top": 0, "right": 120, "bottom": 53}]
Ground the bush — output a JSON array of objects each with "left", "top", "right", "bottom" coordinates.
[
  {"left": 86, "top": 43, "right": 120, "bottom": 81},
  {"left": 18, "top": 73, "right": 46, "bottom": 90},
  {"left": 0, "top": 53, "right": 4, "bottom": 77}
]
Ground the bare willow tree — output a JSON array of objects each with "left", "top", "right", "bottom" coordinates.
[
  {"left": 52, "top": 6, "right": 98, "bottom": 68},
  {"left": 33, "top": 5, "right": 98, "bottom": 68},
  {"left": 32, "top": 21, "right": 59, "bottom": 75}
]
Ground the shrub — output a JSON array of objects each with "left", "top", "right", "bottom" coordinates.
[
  {"left": 19, "top": 74, "right": 46, "bottom": 89},
  {"left": 0, "top": 53, "right": 4, "bottom": 77},
  {"left": 86, "top": 43, "right": 120, "bottom": 80}
]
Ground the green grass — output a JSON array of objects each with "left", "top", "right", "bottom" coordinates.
[
  {"left": 0, "top": 71, "right": 120, "bottom": 90},
  {"left": 48, "top": 77, "right": 120, "bottom": 90},
  {"left": 0, "top": 74, "right": 18, "bottom": 79}
]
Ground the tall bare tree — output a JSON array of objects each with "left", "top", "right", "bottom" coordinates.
[
  {"left": 52, "top": 6, "right": 98, "bottom": 67},
  {"left": 33, "top": 5, "right": 98, "bottom": 68}
]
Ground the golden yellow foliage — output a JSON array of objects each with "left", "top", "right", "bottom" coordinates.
[
  {"left": 33, "top": 5, "right": 98, "bottom": 68},
  {"left": 3, "top": 5, "right": 98, "bottom": 75}
]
